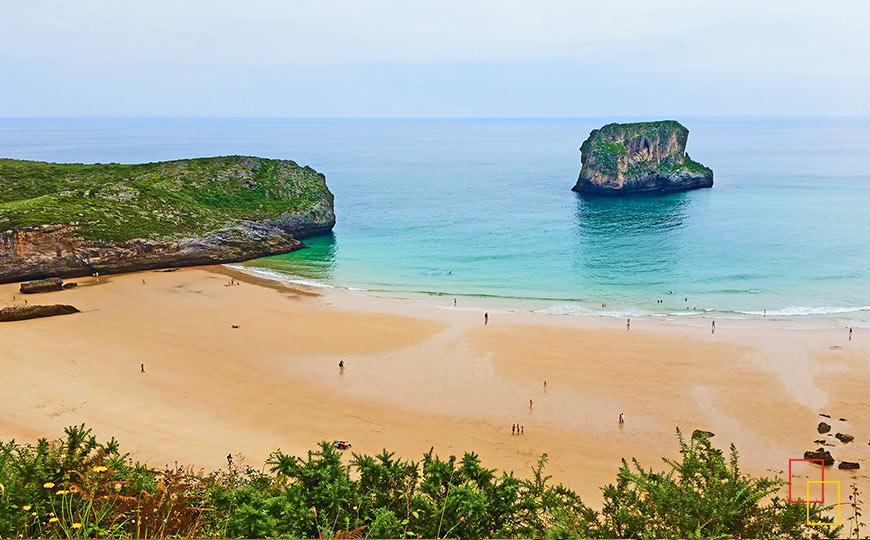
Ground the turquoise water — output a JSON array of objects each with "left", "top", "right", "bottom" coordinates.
[{"left": 2, "top": 117, "right": 870, "bottom": 325}]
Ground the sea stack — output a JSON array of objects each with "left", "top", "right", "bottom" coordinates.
[{"left": 572, "top": 120, "right": 713, "bottom": 194}]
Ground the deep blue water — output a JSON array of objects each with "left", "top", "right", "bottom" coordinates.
[{"left": 2, "top": 117, "right": 869, "bottom": 325}]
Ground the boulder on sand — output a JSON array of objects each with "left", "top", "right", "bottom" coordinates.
[
  {"left": 835, "top": 433, "right": 854, "bottom": 444},
  {"left": 803, "top": 448, "right": 835, "bottom": 466},
  {"left": 0, "top": 304, "right": 79, "bottom": 322},
  {"left": 818, "top": 422, "right": 831, "bottom": 434},
  {"left": 20, "top": 277, "right": 64, "bottom": 293},
  {"left": 838, "top": 461, "right": 860, "bottom": 470}
]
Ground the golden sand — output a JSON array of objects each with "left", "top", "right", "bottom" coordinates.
[{"left": 1, "top": 266, "right": 867, "bottom": 504}]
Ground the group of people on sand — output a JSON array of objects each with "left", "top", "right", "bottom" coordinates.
[
  {"left": 226, "top": 278, "right": 240, "bottom": 287},
  {"left": 511, "top": 424, "right": 524, "bottom": 435}
]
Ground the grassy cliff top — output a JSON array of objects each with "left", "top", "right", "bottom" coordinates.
[
  {"left": 0, "top": 156, "right": 333, "bottom": 241},
  {"left": 595, "top": 119, "right": 687, "bottom": 139},
  {"left": 580, "top": 120, "right": 702, "bottom": 176}
]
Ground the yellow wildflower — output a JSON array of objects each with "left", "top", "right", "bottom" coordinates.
[
  {"left": 71, "top": 523, "right": 82, "bottom": 529},
  {"left": 22, "top": 504, "right": 32, "bottom": 511},
  {"left": 43, "top": 482, "right": 55, "bottom": 489},
  {"left": 56, "top": 489, "right": 69, "bottom": 495},
  {"left": 92, "top": 466, "right": 108, "bottom": 473},
  {"left": 49, "top": 517, "right": 59, "bottom": 523}
]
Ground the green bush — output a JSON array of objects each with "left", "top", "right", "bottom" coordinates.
[{"left": 0, "top": 426, "right": 848, "bottom": 539}]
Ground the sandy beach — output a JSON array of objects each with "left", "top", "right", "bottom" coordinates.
[{"left": 1, "top": 266, "right": 867, "bottom": 507}]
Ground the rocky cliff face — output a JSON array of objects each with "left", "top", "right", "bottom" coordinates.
[
  {"left": 572, "top": 121, "right": 713, "bottom": 194},
  {"left": 0, "top": 156, "right": 335, "bottom": 283}
]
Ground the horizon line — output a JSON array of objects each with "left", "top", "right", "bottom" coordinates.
[{"left": 2, "top": 114, "right": 870, "bottom": 120}]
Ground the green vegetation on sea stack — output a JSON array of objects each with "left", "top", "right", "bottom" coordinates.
[
  {"left": 0, "top": 426, "right": 851, "bottom": 539},
  {"left": 0, "top": 156, "right": 333, "bottom": 241},
  {"left": 573, "top": 120, "right": 714, "bottom": 194}
]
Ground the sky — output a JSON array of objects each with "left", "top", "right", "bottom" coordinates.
[{"left": 2, "top": 0, "right": 869, "bottom": 117}]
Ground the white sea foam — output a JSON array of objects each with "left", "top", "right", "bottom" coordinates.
[
  {"left": 736, "top": 306, "right": 870, "bottom": 317},
  {"left": 224, "top": 265, "right": 334, "bottom": 289},
  {"left": 535, "top": 303, "right": 651, "bottom": 318}
]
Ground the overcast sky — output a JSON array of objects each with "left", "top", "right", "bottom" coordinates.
[{"left": 2, "top": 0, "right": 869, "bottom": 117}]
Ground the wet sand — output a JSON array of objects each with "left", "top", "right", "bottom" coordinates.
[{"left": 1, "top": 266, "right": 867, "bottom": 507}]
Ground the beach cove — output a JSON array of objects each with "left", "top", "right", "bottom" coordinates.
[
  {"left": 1, "top": 265, "right": 867, "bottom": 506},
  {"left": 4, "top": 117, "right": 870, "bottom": 328}
]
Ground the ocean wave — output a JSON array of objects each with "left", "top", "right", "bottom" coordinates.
[
  {"left": 225, "top": 265, "right": 335, "bottom": 289},
  {"left": 736, "top": 306, "right": 870, "bottom": 316},
  {"left": 665, "top": 310, "right": 705, "bottom": 317},
  {"left": 535, "top": 304, "right": 652, "bottom": 318}
]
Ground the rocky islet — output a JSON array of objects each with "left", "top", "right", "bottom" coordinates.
[{"left": 572, "top": 120, "right": 713, "bottom": 194}]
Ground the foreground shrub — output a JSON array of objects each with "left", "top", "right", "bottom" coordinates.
[{"left": 0, "top": 426, "right": 846, "bottom": 538}]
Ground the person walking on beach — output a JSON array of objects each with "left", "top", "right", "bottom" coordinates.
[
  {"left": 339, "top": 360, "right": 345, "bottom": 372},
  {"left": 227, "top": 454, "right": 233, "bottom": 467},
  {"left": 512, "top": 424, "right": 516, "bottom": 435},
  {"left": 626, "top": 318, "right": 630, "bottom": 330},
  {"left": 543, "top": 380, "right": 547, "bottom": 390},
  {"left": 529, "top": 399, "right": 533, "bottom": 409},
  {"left": 454, "top": 298, "right": 457, "bottom": 307},
  {"left": 849, "top": 327, "right": 853, "bottom": 341},
  {"left": 521, "top": 425, "right": 524, "bottom": 435},
  {"left": 711, "top": 320, "right": 716, "bottom": 334},
  {"left": 484, "top": 312, "right": 488, "bottom": 325},
  {"left": 619, "top": 412, "right": 624, "bottom": 424},
  {"left": 140, "top": 363, "right": 145, "bottom": 373}
]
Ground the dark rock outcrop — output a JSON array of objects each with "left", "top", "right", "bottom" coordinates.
[
  {"left": 803, "top": 448, "right": 835, "bottom": 466},
  {"left": 0, "top": 304, "right": 79, "bottom": 321},
  {"left": 835, "top": 433, "right": 854, "bottom": 444},
  {"left": 1, "top": 223, "right": 311, "bottom": 283},
  {"left": 20, "top": 277, "right": 64, "bottom": 293},
  {"left": 572, "top": 120, "right": 713, "bottom": 194},
  {"left": 838, "top": 461, "right": 860, "bottom": 470},
  {"left": 818, "top": 422, "right": 831, "bottom": 434},
  {"left": 0, "top": 156, "right": 336, "bottom": 283}
]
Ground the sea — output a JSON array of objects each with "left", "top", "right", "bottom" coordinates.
[{"left": 2, "top": 117, "right": 869, "bottom": 327}]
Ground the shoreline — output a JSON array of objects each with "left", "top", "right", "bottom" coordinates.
[
  {"left": 229, "top": 262, "right": 870, "bottom": 330},
  {"left": 2, "top": 264, "right": 868, "bottom": 507}
]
